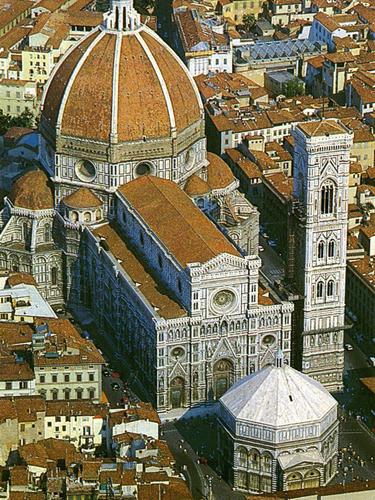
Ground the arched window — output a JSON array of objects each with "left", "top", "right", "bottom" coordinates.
[
  {"left": 249, "top": 451, "right": 260, "bottom": 470},
  {"left": 328, "top": 240, "right": 335, "bottom": 257},
  {"left": 304, "top": 469, "right": 320, "bottom": 489},
  {"left": 238, "top": 447, "right": 248, "bottom": 468},
  {"left": 44, "top": 224, "right": 51, "bottom": 242},
  {"left": 261, "top": 453, "right": 272, "bottom": 473},
  {"left": 321, "top": 181, "right": 335, "bottom": 215},
  {"left": 84, "top": 212, "right": 91, "bottom": 223},
  {"left": 0, "top": 253, "right": 6, "bottom": 269},
  {"left": 286, "top": 472, "right": 303, "bottom": 491},
  {"left": 327, "top": 280, "right": 334, "bottom": 296},
  {"left": 318, "top": 241, "right": 324, "bottom": 259},
  {"left": 317, "top": 281, "right": 324, "bottom": 299},
  {"left": 51, "top": 267, "right": 58, "bottom": 285},
  {"left": 23, "top": 222, "right": 29, "bottom": 242}
]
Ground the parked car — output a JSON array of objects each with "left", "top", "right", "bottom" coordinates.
[
  {"left": 368, "top": 357, "right": 375, "bottom": 367},
  {"left": 344, "top": 344, "right": 353, "bottom": 351},
  {"left": 259, "top": 245, "right": 264, "bottom": 252},
  {"left": 268, "top": 240, "right": 277, "bottom": 247},
  {"left": 111, "top": 382, "right": 120, "bottom": 391},
  {"left": 103, "top": 368, "right": 110, "bottom": 377},
  {"left": 111, "top": 371, "right": 121, "bottom": 379}
]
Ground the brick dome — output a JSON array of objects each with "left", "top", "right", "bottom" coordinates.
[
  {"left": 9, "top": 170, "right": 54, "bottom": 211},
  {"left": 40, "top": 24, "right": 203, "bottom": 145}
]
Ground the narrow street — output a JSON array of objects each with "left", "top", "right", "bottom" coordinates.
[
  {"left": 161, "top": 419, "right": 245, "bottom": 500},
  {"left": 259, "top": 234, "right": 285, "bottom": 285}
]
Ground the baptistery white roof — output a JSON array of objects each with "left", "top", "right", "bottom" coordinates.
[{"left": 220, "top": 363, "right": 337, "bottom": 428}]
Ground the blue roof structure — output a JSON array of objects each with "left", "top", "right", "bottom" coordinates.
[{"left": 236, "top": 39, "right": 326, "bottom": 63}]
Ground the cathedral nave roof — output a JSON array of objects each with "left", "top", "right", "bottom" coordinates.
[
  {"left": 92, "top": 223, "right": 186, "bottom": 320},
  {"left": 117, "top": 176, "right": 240, "bottom": 267}
]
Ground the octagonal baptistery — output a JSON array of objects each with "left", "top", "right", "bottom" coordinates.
[
  {"left": 217, "top": 359, "right": 339, "bottom": 494},
  {"left": 39, "top": 15, "right": 206, "bottom": 214}
]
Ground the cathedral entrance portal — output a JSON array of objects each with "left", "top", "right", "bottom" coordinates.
[
  {"left": 170, "top": 377, "right": 184, "bottom": 408},
  {"left": 213, "top": 359, "right": 234, "bottom": 399}
]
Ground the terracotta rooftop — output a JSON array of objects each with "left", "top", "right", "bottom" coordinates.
[
  {"left": 207, "top": 152, "right": 236, "bottom": 190},
  {"left": 118, "top": 176, "right": 240, "bottom": 267},
  {"left": 9, "top": 170, "right": 54, "bottom": 210},
  {"left": 81, "top": 460, "right": 102, "bottom": 481},
  {"left": 360, "top": 377, "right": 375, "bottom": 394},
  {"left": 307, "top": 54, "right": 325, "bottom": 69},
  {"left": 297, "top": 119, "right": 349, "bottom": 138},
  {"left": 0, "top": 0, "right": 31, "bottom": 30},
  {"left": 92, "top": 223, "right": 186, "bottom": 320},
  {"left": 63, "top": 188, "right": 102, "bottom": 209},
  {"left": 263, "top": 172, "right": 293, "bottom": 202},
  {"left": 349, "top": 255, "right": 375, "bottom": 288},
  {"left": 3, "top": 126, "right": 33, "bottom": 142},
  {"left": 46, "top": 400, "right": 108, "bottom": 418},
  {"left": 184, "top": 174, "right": 210, "bottom": 197},
  {"left": 7, "top": 271, "right": 37, "bottom": 287},
  {"left": 325, "top": 52, "right": 356, "bottom": 64},
  {"left": 42, "top": 26, "right": 201, "bottom": 144},
  {"left": 0, "top": 357, "right": 34, "bottom": 381},
  {"left": 33, "top": 318, "right": 105, "bottom": 367},
  {"left": 359, "top": 223, "right": 375, "bottom": 238},
  {"left": 19, "top": 438, "right": 83, "bottom": 469},
  {"left": 10, "top": 466, "right": 28, "bottom": 487},
  {"left": 138, "top": 477, "right": 192, "bottom": 500},
  {"left": 265, "top": 141, "right": 292, "bottom": 162},
  {"left": 0, "top": 395, "right": 45, "bottom": 424},
  {"left": 226, "top": 148, "right": 262, "bottom": 180},
  {"left": 194, "top": 72, "right": 266, "bottom": 103}
]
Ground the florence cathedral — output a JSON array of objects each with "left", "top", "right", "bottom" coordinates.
[{"left": 0, "top": 0, "right": 352, "bottom": 413}]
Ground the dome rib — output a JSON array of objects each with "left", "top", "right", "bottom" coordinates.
[
  {"left": 141, "top": 28, "right": 203, "bottom": 122},
  {"left": 135, "top": 29, "right": 176, "bottom": 135},
  {"left": 42, "top": 28, "right": 102, "bottom": 131},
  {"left": 111, "top": 32, "right": 122, "bottom": 142},
  {"left": 60, "top": 30, "right": 115, "bottom": 141},
  {"left": 56, "top": 27, "right": 105, "bottom": 131}
]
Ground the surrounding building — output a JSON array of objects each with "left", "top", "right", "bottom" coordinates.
[
  {"left": 0, "top": 396, "right": 46, "bottom": 465},
  {"left": 44, "top": 400, "right": 108, "bottom": 453},
  {"left": 217, "top": 0, "right": 265, "bottom": 23},
  {"left": 309, "top": 12, "right": 368, "bottom": 51},
  {"left": 33, "top": 320, "right": 105, "bottom": 402},
  {"left": 233, "top": 39, "right": 327, "bottom": 85},
  {"left": 264, "top": 71, "right": 305, "bottom": 98},
  {"left": 174, "top": 8, "right": 232, "bottom": 76},
  {"left": 0, "top": 79, "right": 38, "bottom": 121}
]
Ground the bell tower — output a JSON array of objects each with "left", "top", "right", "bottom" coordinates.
[{"left": 292, "top": 120, "right": 353, "bottom": 392}]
